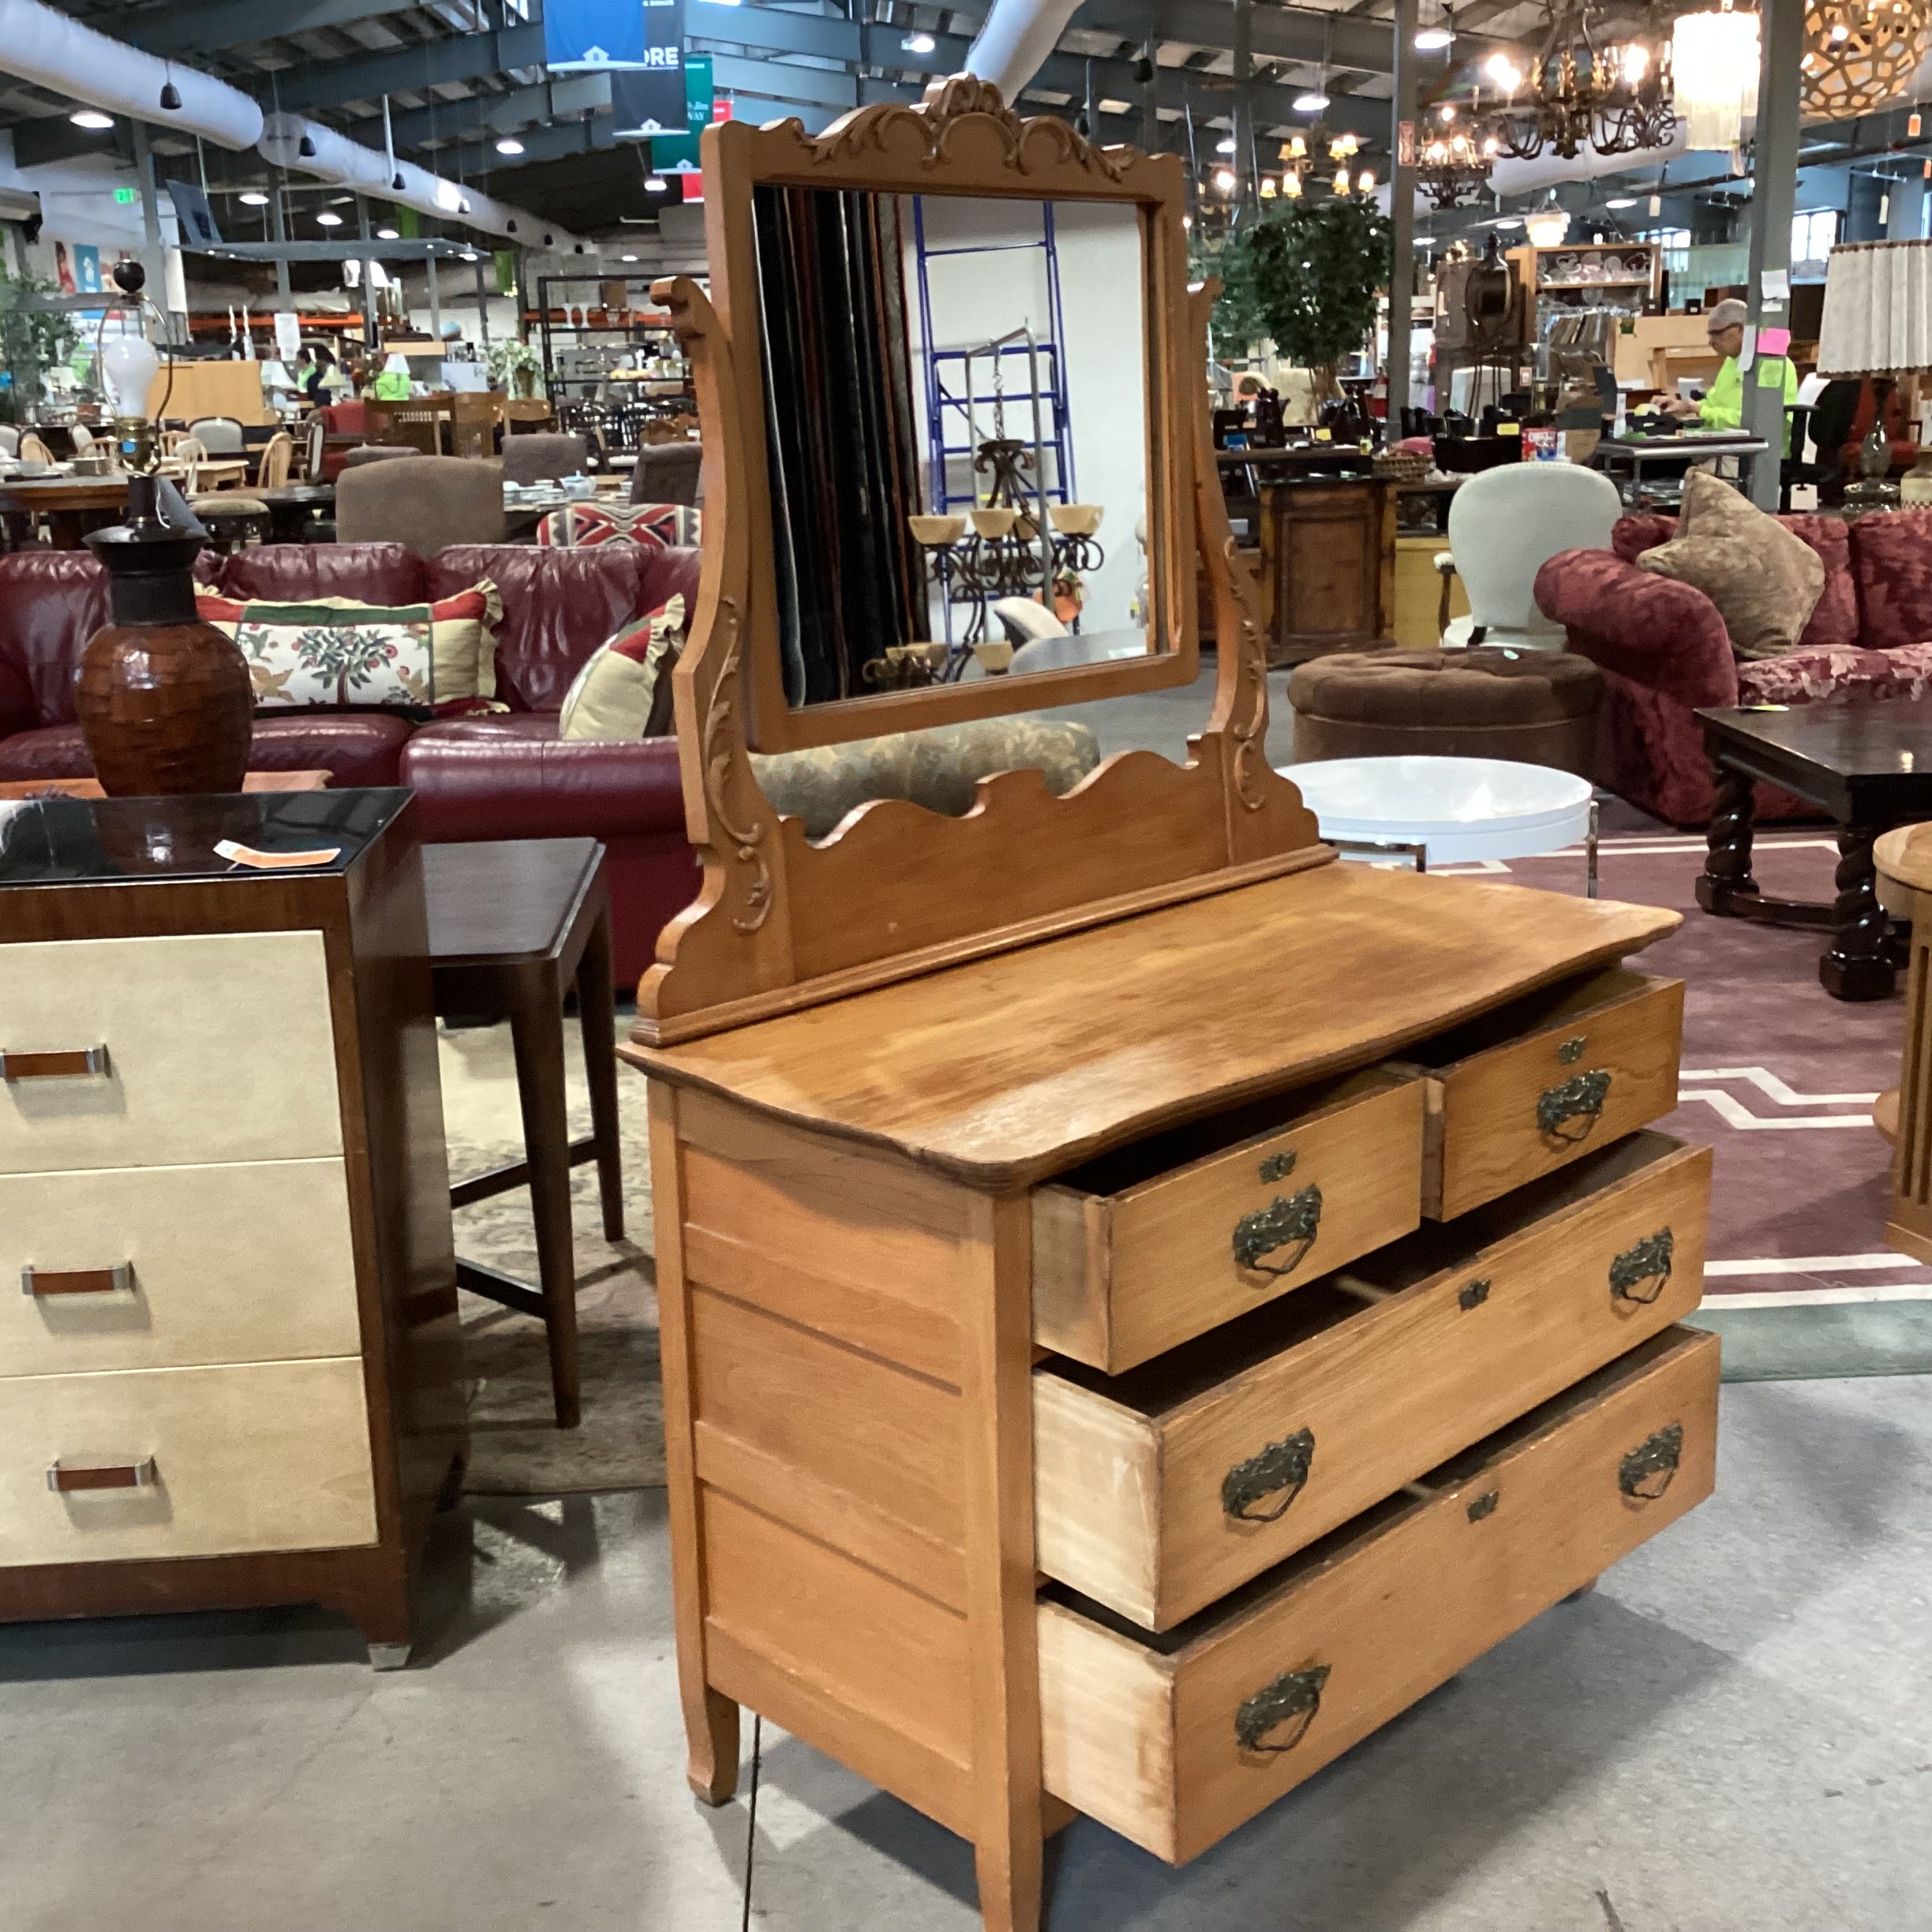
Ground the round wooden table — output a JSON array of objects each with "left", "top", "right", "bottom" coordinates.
[{"left": 0, "top": 475, "right": 129, "bottom": 549}]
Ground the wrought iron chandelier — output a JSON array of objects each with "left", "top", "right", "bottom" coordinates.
[
  {"left": 1480, "top": 6, "right": 1676, "bottom": 161},
  {"left": 1417, "top": 105, "right": 1498, "bottom": 208}
]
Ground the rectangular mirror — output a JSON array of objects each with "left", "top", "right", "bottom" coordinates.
[{"left": 752, "top": 187, "right": 1166, "bottom": 717}]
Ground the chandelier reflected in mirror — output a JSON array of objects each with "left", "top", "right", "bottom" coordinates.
[{"left": 1479, "top": 6, "right": 1676, "bottom": 160}]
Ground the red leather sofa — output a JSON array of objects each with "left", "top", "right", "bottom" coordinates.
[
  {"left": 1535, "top": 506, "right": 1932, "bottom": 827},
  {"left": 0, "top": 541, "right": 700, "bottom": 987}
]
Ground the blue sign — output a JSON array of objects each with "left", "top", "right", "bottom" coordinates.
[
  {"left": 544, "top": 0, "right": 648, "bottom": 71},
  {"left": 609, "top": 0, "right": 687, "bottom": 134}
]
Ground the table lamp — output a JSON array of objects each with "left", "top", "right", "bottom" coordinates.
[
  {"left": 1816, "top": 238, "right": 1932, "bottom": 509},
  {"left": 74, "top": 259, "right": 253, "bottom": 798}
]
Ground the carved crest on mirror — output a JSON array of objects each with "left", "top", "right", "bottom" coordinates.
[{"left": 634, "top": 77, "right": 1327, "bottom": 1046}]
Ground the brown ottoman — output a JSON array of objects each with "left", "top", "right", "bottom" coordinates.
[{"left": 1288, "top": 647, "right": 1601, "bottom": 779}]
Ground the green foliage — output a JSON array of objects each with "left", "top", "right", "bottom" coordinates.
[
  {"left": 0, "top": 273, "right": 81, "bottom": 421},
  {"left": 1242, "top": 198, "right": 1394, "bottom": 390},
  {"left": 1189, "top": 226, "right": 1270, "bottom": 361}
]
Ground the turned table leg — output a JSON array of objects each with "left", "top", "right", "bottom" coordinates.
[
  {"left": 1695, "top": 763, "right": 1760, "bottom": 915},
  {"left": 1822, "top": 822, "right": 1899, "bottom": 1001}
]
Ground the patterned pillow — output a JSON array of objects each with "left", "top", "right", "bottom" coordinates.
[
  {"left": 196, "top": 580, "right": 501, "bottom": 715},
  {"left": 558, "top": 595, "right": 687, "bottom": 740},
  {"left": 534, "top": 501, "right": 703, "bottom": 549}
]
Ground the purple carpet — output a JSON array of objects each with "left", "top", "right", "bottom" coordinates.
[{"left": 1428, "top": 823, "right": 1921, "bottom": 1312}]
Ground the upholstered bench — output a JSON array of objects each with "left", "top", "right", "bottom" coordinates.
[{"left": 1289, "top": 646, "right": 1602, "bottom": 779}]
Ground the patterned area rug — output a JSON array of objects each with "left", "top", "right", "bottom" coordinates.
[
  {"left": 1430, "top": 821, "right": 1932, "bottom": 1380},
  {"left": 437, "top": 1018, "right": 663, "bottom": 1494}
]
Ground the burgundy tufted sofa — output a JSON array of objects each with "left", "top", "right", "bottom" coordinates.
[
  {"left": 1535, "top": 506, "right": 1932, "bottom": 828},
  {"left": 0, "top": 541, "right": 700, "bottom": 987}
]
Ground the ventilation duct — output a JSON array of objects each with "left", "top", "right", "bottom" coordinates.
[
  {"left": 964, "top": 0, "right": 1088, "bottom": 103},
  {"left": 260, "top": 114, "right": 595, "bottom": 255},
  {"left": 0, "top": 0, "right": 263, "bottom": 150}
]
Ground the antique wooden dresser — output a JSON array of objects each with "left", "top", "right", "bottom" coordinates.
[
  {"left": 622, "top": 81, "right": 1717, "bottom": 1930},
  {"left": 0, "top": 788, "right": 464, "bottom": 1665}
]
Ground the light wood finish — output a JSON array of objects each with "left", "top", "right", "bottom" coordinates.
[
  {"left": 147, "top": 358, "right": 271, "bottom": 428},
  {"left": 634, "top": 78, "right": 1327, "bottom": 1046},
  {"left": 1393, "top": 533, "right": 1467, "bottom": 647},
  {"left": 1035, "top": 1133, "right": 1710, "bottom": 1628},
  {"left": 0, "top": 931, "right": 343, "bottom": 1175},
  {"left": 0, "top": 1159, "right": 359, "bottom": 1377},
  {"left": 0, "top": 772, "right": 331, "bottom": 801},
  {"left": 1612, "top": 312, "right": 1711, "bottom": 388},
  {"left": 1032, "top": 1070, "right": 1425, "bottom": 1372},
  {"left": 0, "top": 1356, "right": 377, "bottom": 1568},
  {"left": 1876, "top": 824, "right": 1932, "bottom": 1258},
  {"left": 256, "top": 431, "right": 295, "bottom": 491},
  {"left": 629, "top": 867, "right": 1679, "bottom": 1187},
  {"left": 1398, "top": 968, "right": 1684, "bottom": 1221},
  {"left": 1038, "top": 1327, "right": 1719, "bottom": 1864}
]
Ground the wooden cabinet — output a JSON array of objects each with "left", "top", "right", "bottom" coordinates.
[
  {"left": 0, "top": 790, "right": 465, "bottom": 1666},
  {"left": 1258, "top": 477, "right": 1396, "bottom": 665}
]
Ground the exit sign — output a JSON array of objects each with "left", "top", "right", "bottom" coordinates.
[{"left": 114, "top": 186, "right": 138, "bottom": 204}]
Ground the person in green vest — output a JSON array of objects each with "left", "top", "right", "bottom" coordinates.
[
  {"left": 372, "top": 354, "right": 413, "bottom": 402},
  {"left": 1664, "top": 298, "right": 1799, "bottom": 450}
]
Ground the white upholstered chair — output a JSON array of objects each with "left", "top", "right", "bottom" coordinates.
[{"left": 1436, "top": 462, "right": 1623, "bottom": 649}]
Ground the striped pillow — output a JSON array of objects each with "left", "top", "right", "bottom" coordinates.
[
  {"left": 195, "top": 579, "right": 501, "bottom": 716},
  {"left": 558, "top": 595, "right": 687, "bottom": 740},
  {"left": 534, "top": 501, "right": 702, "bottom": 549}
]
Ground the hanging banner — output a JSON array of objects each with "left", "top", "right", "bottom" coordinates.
[
  {"left": 609, "top": 0, "right": 688, "bottom": 137},
  {"left": 544, "top": 0, "right": 647, "bottom": 71},
  {"left": 644, "top": 51, "right": 713, "bottom": 167}
]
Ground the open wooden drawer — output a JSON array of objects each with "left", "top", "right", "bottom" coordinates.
[
  {"left": 1032, "top": 1069, "right": 1425, "bottom": 1372},
  {"left": 1395, "top": 966, "right": 1683, "bottom": 1220},
  {"left": 1038, "top": 1326, "right": 1718, "bottom": 1865},
  {"left": 1034, "top": 1131, "right": 1710, "bottom": 1629}
]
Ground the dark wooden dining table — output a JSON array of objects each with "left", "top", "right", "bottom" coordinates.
[{"left": 0, "top": 475, "right": 129, "bottom": 549}]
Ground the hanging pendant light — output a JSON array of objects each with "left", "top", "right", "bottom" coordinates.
[{"left": 1672, "top": 0, "right": 1761, "bottom": 152}]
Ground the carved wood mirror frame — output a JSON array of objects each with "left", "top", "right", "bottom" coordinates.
[{"left": 635, "top": 78, "right": 1325, "bottom": 1046}]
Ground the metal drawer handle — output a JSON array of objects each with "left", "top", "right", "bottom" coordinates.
[
  {"left": 22, "top": 1264, "right": 135, "bottom": 1299},
  {"left": 1222, "top": 1428, "right": 1315, "bottom": 1523},
  {"left": 1458, "top": 1276, "right": 1492, "bottom": 1311},
  {"left": 1608, "top": 1229, "right": 1674, "bottom": 1306},
  {"left": 1466, "top": 1488, "right": 1500, "bottom": 1522},
  {"left": 1234, "top": 1183, "right": 1324, "bottom": 1275},
  {"left": 1258, "top": 1148, "right": 1297, "bottom": 1183},
  {"left": 1618, "top": 1422, "right": 1683, "bottom": 1501},
  {"left": 1536, "top": 1069, "right": 1611, "bottom": 1144},
  {"left": 1, "top": 1046, "right": 110, "bottom": 1083},
  {"left": 47, "top": 1457, "right": 157, "bottom": 1494},
  {"left": 1235, "top": 1663, "right": 1330, "bottom": 1755}
]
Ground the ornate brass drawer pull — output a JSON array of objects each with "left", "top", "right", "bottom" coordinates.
[
  {"left": 1536, "top": 1069, "right": 1611, "bottom": 1144},
  {"left": 1222, "top": 1428, "right": 1315, "bottom": 1523},
  {"left": 1609, "top": 1228, "right": 1674, "bottom": 1305},
  {"left": 1235, "top": 1663, "right": 1330, "bottom": 1755},
  {"left": 0, "top": 1045, "right": 110, "bottom": 1084},
  {"left": 21, "top": 1263, "right": 135, "bottom": 1298},
  {"left": 47, "top": 1456, "right": 157, "bottom": 1493},
  {"left": 1619, "top": 1422, "right": 1683, "bottom": 1500},
  {"left": 1233, "top": 1183, "right": 1324, "bottom": 1275}
]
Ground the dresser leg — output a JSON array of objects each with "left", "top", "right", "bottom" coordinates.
[
  {"left": 368, "top": 1642, "right": 414, "bottom": 1671},
  {"left": 975, "top": 1827, "right": 1045, "bottom": 1932},
  {"left": 687, "top": 1689, "right": 742, "bottom": 1807}
]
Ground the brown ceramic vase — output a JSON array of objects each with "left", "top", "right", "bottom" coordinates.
[{"left": 78, "top": 492, "right": 253, "bottom": 798}]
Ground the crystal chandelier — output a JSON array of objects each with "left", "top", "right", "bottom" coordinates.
[
  {"left": 1481, "top": 5, "right": 1676, "bottom": 160},
  {"left": 1801, "top": 0, "right": 1932, "bottom": 118},
  {"left": 1672, "top": 0, "right": 1760, "bottom": 150}
]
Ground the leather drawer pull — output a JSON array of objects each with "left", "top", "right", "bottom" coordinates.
[
  {"left": 21, "top": 1264, "right": 135, "bottom": 1298},
  {"left": 1222, "top": 1428, "right": 1316, "bottom": 1523},
  {"left": 1537, "top": 1069, "right": 1611, "bottom": 1143},
  {"left": 1, "top": 1045, "right": 110, "bottom": 1083},
  {"left": 1608, "top": 1229, "right": 1674, "bottom": 1305},
  {"left": 1233, "top": 1183, "right": 1324, "bottom": 1275},
  {"left": 1235, "top": 1663, "right": 1330, "bottom": 1755},
  {"left": 47, "top": 1457, "right": 157, "bottom": 1494},
  {"left": 1618, "top": 1422, "right": 1683, "bottom": 1501}
]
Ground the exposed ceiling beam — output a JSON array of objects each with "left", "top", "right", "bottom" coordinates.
[
  {"left": 269, "top": 22, "right": 546, "bottom": 114},
  {"left": 113, "top": 0, "right": 412, "bottom": 58}
]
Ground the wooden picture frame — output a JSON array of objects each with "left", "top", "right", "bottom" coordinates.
[{"left": 634, "top": 78, "right": 1326, "bottom": 1046}]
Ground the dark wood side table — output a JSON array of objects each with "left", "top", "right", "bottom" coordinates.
[
  {"left": 424, "top": 838, "right": 623, "bottom": 1428},
  {"left": 1257, "top": 475, "right": 1397, "bottom": 666},
  {"left": 0, "top": 475, "right": 129, "bottom": 550},
  {"left": 258, "top": 483, "right": 337, "bottom": 541},
  {"left": 1694, "top": 701, "right": 1932, "bottom": 1000}
]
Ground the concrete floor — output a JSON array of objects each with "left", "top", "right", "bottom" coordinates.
[{"left": 3, "top": 1372, "right": 1929, "bottom": 1932}]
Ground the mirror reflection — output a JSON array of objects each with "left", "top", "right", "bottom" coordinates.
[{"left": 751, "top": 188, "right": 1158, "bottom": 707}]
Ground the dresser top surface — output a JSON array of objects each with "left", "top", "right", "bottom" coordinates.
[
  {"left": 627, "top": 863, "right": 1680, "bottom": 1187},
  {"left": 0, "top": 788, "right": 407, "bottom": 889}
]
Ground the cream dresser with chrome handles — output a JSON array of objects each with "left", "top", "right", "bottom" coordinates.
[
  {"left": 0, "top": 788, "right": 465, "bottom": 1665},
  {"left": 622, "top": 80, "right": 1720, "bottom": 1930}
]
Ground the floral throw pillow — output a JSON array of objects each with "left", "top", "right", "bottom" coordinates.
[
  {"left": 558, "top": 596, "right": 686, "bottom": 740},
  {"left": 534, "top": 501, "right": 702, "bottom": 549},
  {"left": 196, "top": 581, "right": 501, "bottom": 715}
]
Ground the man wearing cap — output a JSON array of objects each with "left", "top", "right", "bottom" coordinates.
[{"left": 1664, "top": 297, "right": 1797, "bottom": 444}]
